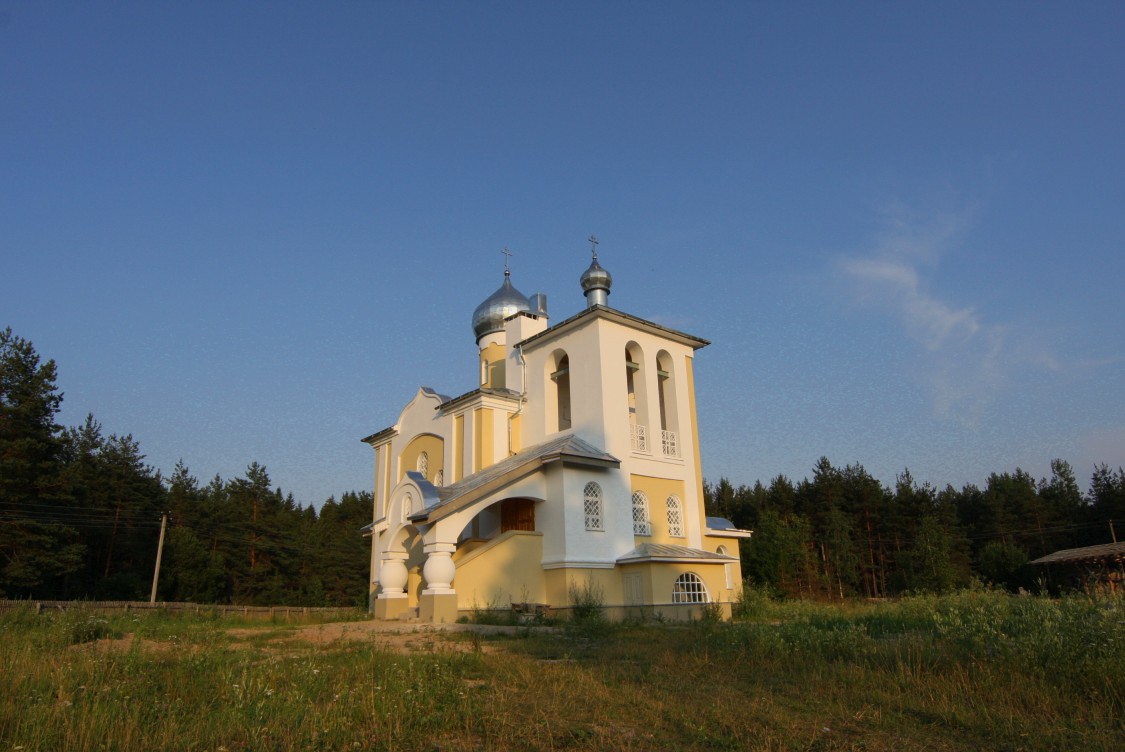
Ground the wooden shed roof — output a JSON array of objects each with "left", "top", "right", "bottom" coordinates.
[{"left": 1030, "top": 541, "right": 1125, "bottom": 566}]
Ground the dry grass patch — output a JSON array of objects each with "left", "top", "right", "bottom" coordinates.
[{"left": 2, "top": 593, "right": 1123, "bottom": 751}]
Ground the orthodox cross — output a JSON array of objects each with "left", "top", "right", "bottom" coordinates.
[
  {"left": 588, "top": 234, "right": 599, "bottom": 260},
  {"left": 501, "top": 246, "right": 512, "bottom": 276}
]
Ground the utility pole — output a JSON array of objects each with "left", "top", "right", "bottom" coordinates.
[{"left": 150, "top": 511, "right": 168, "bottom": 604}]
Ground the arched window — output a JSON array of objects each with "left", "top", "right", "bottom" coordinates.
[
  {"left": 417, "top": 452, "right": 429, "bottom": 480},
  {"left": 583, "top": 482, "right": 603, "bottom": 531},
  {"left": 656, "top": 351, "right": 679, "bottom": 457},
  {"left": 666, "top": 495, "right": 684, "bottom": 538},
  {"left": 718, "top": 545, "right": 732, "bottom": 589},
  {"left": 550, "top": 350, "right": 572, "bottom": 432},
  {"left": 434, "top": 469, "right": 443, "bottom": 487},
  {"left": 672, "top": 572, "right": 709, "bottom": 604},
  {"left": 631, "top": 491, "right": 651, "bottom": 535},
  {"left": 402, "top": 492, "right": 413, "bottom": 522},
  {"left": 625, "top": 343, "right": 649, "bottom": 452}
]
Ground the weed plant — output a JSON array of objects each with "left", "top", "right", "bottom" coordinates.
[{"left": 2, "top": 592, "right": 1123, "bottom": 750}]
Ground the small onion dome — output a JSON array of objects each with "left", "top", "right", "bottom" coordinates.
[
  {"left": 472, "top": 274, "right": 532, "bottom": 343},
  {"left": 580, "top": 257, "right": 612, "bottom": 304}
]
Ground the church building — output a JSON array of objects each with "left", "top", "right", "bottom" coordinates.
[{"left": 362, "top": 240, "right": 750, "bottom": 622}]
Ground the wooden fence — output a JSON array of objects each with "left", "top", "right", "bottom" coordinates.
[{"left": 0, "top": 600, "right": 363, "bottom": 622}]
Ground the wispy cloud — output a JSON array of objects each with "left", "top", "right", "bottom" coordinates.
[
  {"left": 839, "top": 203, "right": 1006, "bottom": 425},
  {"left": 841, "top": 257, "right": 982, "bottom": 350}
]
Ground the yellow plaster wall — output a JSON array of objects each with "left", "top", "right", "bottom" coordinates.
[
  {"left": 648, "top": 561, "right": 728, "bottom": 608},
  {"left": 453, "top": 415, "right": 464, "bottom": 481},
  {"left": 382, "top": 442, "right": 393, "bottom": 513},
  {"left": 400, "top": 434, "right": 444, "bottom": 484},
  {"left": 618, "top": 563, "right": 654, "bottom": 605},
  {"left": 509, "top": 412, "right": 522, "bottom": 454},
  {"left": 685, "top": 356, "right": 709, "bottom": 543},
  {"left": 472, "top": 408, "right": 494, "bottom": 473},
  {"left": 480, "top": 342, "right": 506, "bottom": 389},
  {"left": 543, "top": 567, "right": 624, "bottom": 608},
  {"left": 373, "top": 445, "right": 384, "bottom": 519},
  {"left": 703, "top": 537, "right": 745, "bottom": 600},
  {"left": 453, "top": 531, "right": 545, "bottom": 609},
  {"left": 630, "top": 474, "right": 688, "bottom": 544}
]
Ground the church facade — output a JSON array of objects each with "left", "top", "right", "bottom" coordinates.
[{"left": 362, "top": 242, "right": 750, "bottom": 622}]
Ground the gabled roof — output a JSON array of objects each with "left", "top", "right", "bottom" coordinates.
[
  {"left": 360, "top": 386, "right": 452, "bottom": 444},
  {"left": 616, "top": 543, "right": 736, "bottom": 564},
  {"left": 517, "top": 304, "right": 709, "bottom": 351},
  {"left": 408, "top": 434, "right": 620, "bottom": 524},
  {"left": 360, "top": 425, "right": 397, "bottom": 445},
  {"left": 1030, "top": 541, "right": 1125, "bottom": 565},
  {"left": 437, "top": 386, "right": 523, "bottom": 414}
]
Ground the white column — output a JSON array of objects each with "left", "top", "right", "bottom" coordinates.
[
  {"left": 421, "top": 542, "right": 457, "bottom": 595},
  {"left": 377, "top": 552, "right": 409, "bottom": 599}
]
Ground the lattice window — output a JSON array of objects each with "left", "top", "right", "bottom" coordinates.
[
  {"left": 583, "top": 482, "right": 603, "bottom": 531},
  {"left": 631, "top": 423, "right": 648, "bottom": 452},
  {"left": 434, "top": 469, "right": 443, "bottom": 487},
  {"left": 631, "top": 491, "right": 651, "bottom": 535},
  {"left": 666, "top": 495, "right": 684, "bottom": 538},
  {"left": 417, "top": 452, "right": 429, "bottom": 479},
  {"left": 672, "top": 572, "right": 708, "bottom": 604},
  {"left": 661, "top": 429, "right": 678, "bottom": 457}
]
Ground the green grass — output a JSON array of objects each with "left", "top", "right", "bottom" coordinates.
[{"left": 2, "top": 592, "right": 1122, "bottom": 750}]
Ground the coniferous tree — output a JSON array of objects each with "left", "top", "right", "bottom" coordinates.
[
  {"left": 1089, "top": 464, "right": 1125, "bottom": 543},
  {"left": 309, "top": 491, "right": 373, "bottom": 607},
  {"left": 1038, "top": 459, "right": 1087, "bottom": 550},
  {"left": 0, "top": 328, "right": 83, "bottom": 596}
]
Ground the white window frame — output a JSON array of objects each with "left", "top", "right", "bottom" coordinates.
[
  {"left": 666, "top": 494, "right": 684, "bottom": 538},
  {"left": 583, "top": 482, "right": 603, "bottom": 531},
  {"left": 672, "top": 572, "right": 709, "bottom": 604},
  {"left": 631, "top": 491, "right": 651, "bottom": 535}
]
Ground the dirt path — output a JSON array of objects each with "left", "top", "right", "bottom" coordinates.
[
  {"left": 77, "top": 619, "right": 538, "bottom": 656},
  {"left": 230, "top": 619, "right": 531, "bottom": 654}
]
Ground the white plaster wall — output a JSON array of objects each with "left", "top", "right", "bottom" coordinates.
[
  {"left": 593, "top": 324, "right": 704, "bottom": 548},
  {"left": 516, "top": 312, "right": 709, "bottom": 554},
  {"left": 545, "top": 467, "right": 633, "bottom": 566},
  {"left": 503, "top": 312, "right": 548, "bottom": 395},
  {"left": 518, "top": 316, "right": 608, "bottom": 451},
  {"left": 539, "top": 463, "right": 567, "bottom": 564},
  {"left": 518, "top": 345, "right": 550, "bottom": 446},
  {"left": 394, "top": 390, "right": 451, "bottom": 449}
]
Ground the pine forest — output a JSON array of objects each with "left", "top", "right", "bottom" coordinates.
[{"left": 3, "top": 327, "right": 1123, "bottom": 604}]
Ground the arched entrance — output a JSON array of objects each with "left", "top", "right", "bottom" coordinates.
[{"left": 374, "top": 523, "right": 424, "bottom": 620}]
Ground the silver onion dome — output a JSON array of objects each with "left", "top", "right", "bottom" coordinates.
[
  {"left": 472, "top": 273, "right": 532, "bottom": 343},
  {"left": 580, "top": 258, "right": 612, "bottom": 293},
  {"left": 580, "top": 258, "right": 612, "bottom": 307}
]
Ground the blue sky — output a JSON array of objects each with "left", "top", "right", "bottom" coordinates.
[{"left": 3, "top": 2, "right": 1123, "bottom": 506}]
